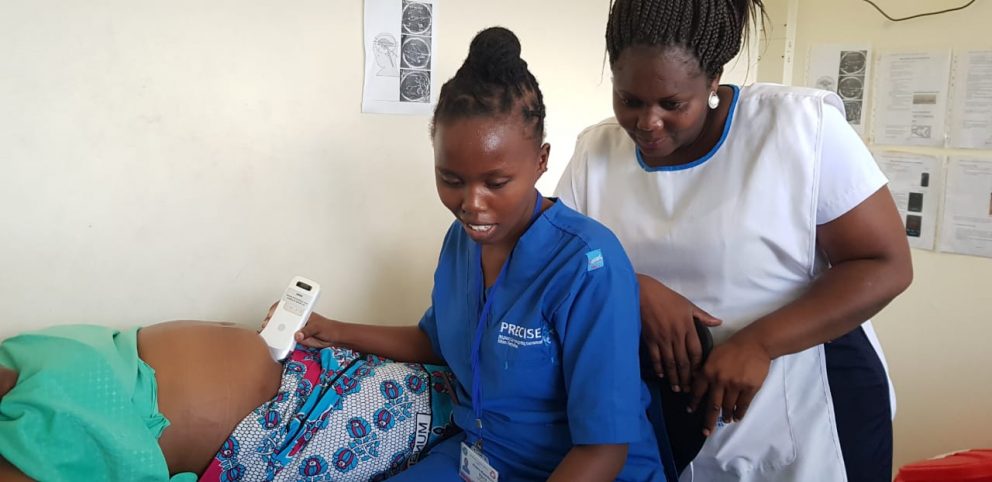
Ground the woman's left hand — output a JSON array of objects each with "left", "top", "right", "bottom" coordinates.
[{"left": 688, "top": 335, "right": 772, "bottom": 436}]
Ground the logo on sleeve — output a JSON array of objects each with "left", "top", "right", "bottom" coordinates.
[{"left": 586, "top": 249, "right": 604, "bottom": 271}]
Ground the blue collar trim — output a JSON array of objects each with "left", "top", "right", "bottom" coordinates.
[{"left": 635, "top": 84, "right": 740, "bottom": 172}]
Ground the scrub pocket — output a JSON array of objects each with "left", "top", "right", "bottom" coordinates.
[{"left": 494, "top": 316, "right": 560, "bottom": 399}]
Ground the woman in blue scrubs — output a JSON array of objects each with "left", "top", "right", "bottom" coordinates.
[{"left": 295, "top": 27, "right": 664, "bottom": 482}]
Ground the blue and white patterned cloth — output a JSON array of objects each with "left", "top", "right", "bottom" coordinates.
[{"left": 200, "top": 345, "right": 458, "bottom": 482}]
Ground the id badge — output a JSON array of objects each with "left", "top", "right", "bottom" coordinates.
[{"left": 459, "top": 442, "right": 499, "bottom": 482}]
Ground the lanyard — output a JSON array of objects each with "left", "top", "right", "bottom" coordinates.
[{"left": 469, "top": 190, "right": 543, "bottom": 450}]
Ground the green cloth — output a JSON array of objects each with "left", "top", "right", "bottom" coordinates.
[{"left": 0, "top": 325, "right": 196, "bottom": 482}]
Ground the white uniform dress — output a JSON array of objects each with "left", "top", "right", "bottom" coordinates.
[{"left": 555, "top": 83, "right": 894, "bottom": 482}]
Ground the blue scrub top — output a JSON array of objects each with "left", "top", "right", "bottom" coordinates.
[{"left": 419, "top": 199, "right": 664, "bottom": 481}]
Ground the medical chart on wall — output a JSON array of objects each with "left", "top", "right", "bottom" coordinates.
[
  {"left": 808, "top": 44, "right": 872, "bottom": 135},
  {"left": 874, "top": 151, "right": 943, "bottom": 250},
  {"left": 938, "top": 157, "right": 992, "bottom": 258},
  {"left": 362, "top": 0, "right": 437, "bottom": 115},
  {"left": 948, "top": 50, "right": 992, "bottom": 149},
  {"left": 872, "top": 50, "right": 951, "bottom": 147}
]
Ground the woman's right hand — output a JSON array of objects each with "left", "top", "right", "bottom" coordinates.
[
  {"left": 260, "top": 303, "right": 338, "bottom": 348},
  {"left": 638, "top": 274, "right": 721, "bottom": 393},
  {"left": 294, "top": 313, "right": 340, "bottom": 348}
]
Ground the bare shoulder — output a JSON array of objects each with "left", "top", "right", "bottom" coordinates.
[{"left": 0, "top": 456, "right": 33, "bottom": 482}]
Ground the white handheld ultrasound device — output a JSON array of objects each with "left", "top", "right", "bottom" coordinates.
[{"left": 259, "top": 276, "right": 321, "bottom": 361}]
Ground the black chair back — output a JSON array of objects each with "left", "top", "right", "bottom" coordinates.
[{"left": 642, "top": 318, "right": 714, "bottom": 480}]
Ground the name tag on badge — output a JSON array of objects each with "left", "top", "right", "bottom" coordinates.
[{"left": 460, "top": 442, "right": 499, "bottom": 482}]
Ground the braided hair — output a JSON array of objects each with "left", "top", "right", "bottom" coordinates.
[
  {"left": 606, "top": 0, "right": 765, "bottom": 78},
  {"left": 431, "top": 27, "right": 546, "bottom": 144}
]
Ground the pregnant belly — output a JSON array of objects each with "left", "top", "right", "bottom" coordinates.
[{"left": 137, "top": 321, "right": 282, "bottom": 475}]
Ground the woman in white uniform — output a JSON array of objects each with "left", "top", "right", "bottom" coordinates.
[{"left": 554, "top": 1, "right": 913, "bottom": 481}]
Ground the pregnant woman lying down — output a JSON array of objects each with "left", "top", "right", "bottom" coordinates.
[{"left": 0, "top": 320, "right": 454, "bottom": 481}]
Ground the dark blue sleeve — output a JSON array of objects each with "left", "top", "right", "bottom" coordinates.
[
  {"left": 417, "top": 299, "right": 442, "bottom": 361},
  {"left": 555, "top": 241, "right": 645, "bottom": 445},
  {"left": 418, "top": 222, "right": 460, "bottom": 362}
]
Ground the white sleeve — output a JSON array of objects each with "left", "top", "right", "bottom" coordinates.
[
  {"left": 816, "top": 104, "right": 888, "bottom": 225},
  {"left": 554, "top": 135, "right": 586, "bottom": 214}
]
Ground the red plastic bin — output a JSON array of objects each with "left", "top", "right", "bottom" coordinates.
[{"left": 895, "top": 449, "right": 992, "bottom": 482}]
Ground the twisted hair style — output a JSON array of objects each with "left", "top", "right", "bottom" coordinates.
[
  {"left": 606, "top": 0, "right": 766, "bottom": 78},
  {"left": 431, "top": 27, "right": 546, "bottom": 143}
]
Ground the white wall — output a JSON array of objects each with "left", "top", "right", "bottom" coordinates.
[
  {"left": 759, "top": 0, "right": 992, "bottom": 473},
  {"left": 0, "top": 1, "right": 756, "bottom": 336},
  {"left": 17, "top": 0, "right": 982, "bottom": 475}
]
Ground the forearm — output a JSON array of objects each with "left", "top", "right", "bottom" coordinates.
[
  {"left": 547, "top": 444, "right": 627, "bottom": 482},
  {"left": 734, "top": 256, "right": 911, "bottom": 359},
  {"left": 320, "top": 314, "right": 443, "bottom": 364}
]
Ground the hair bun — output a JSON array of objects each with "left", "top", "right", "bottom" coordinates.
[{"left": 464, "top": 26, "right": 527, "bottom": 84}]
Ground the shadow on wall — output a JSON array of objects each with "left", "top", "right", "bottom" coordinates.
[{"left": 349, "top": 238, "right": 438, "bottom": 326}]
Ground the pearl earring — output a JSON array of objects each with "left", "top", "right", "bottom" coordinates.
[{"left": 708, "top": 91, "right": 720, "bottom": 109}]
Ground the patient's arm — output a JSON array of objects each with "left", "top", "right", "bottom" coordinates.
[
  {"left": 0, "top": 456, "right": 32, "bottom": 482},
  {"left": 1, "top": 368, "right": 35, "bottom": 480},
  {"left": 0, "top": 367, "right": 15, "bottom": 398}
]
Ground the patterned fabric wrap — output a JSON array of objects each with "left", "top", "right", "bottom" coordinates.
[{"left": 199, "top": 346, "right": 458, "bottom": 482}]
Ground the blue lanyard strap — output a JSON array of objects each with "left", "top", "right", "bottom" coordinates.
[{"left": 469, "top": 190, "right": 544, "bottom": 448}]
